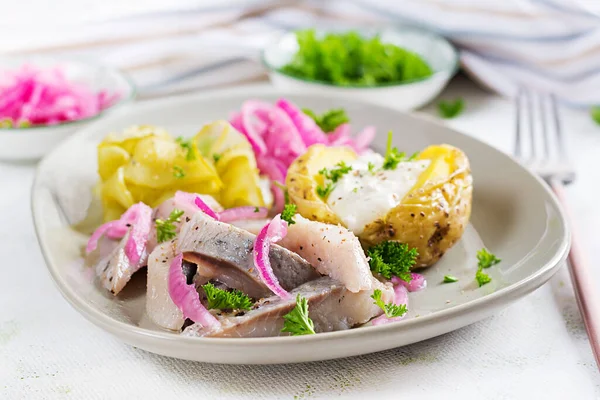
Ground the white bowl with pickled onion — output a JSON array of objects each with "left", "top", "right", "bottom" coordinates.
[{"left": 0, "top": 58, "right": 135, "bottom": 161}]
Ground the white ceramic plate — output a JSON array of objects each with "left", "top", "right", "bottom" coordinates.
[{"left": 32, "top": 87, "right": 570, "bottom": 364}]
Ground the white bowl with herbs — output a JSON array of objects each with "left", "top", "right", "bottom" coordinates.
[{"left": 262, "top": 28, "right": 459, "bottom": 111}]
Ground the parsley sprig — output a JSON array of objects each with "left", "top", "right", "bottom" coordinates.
[
  {"left": 371, "top": 289, "right": 407, "bottom": 318},
  {"left": 281, "top": 294, "right": 316, "bottom": 336},
  {"left": 443, "top": 275, "right": 458, "bottom": 283},
  {"left": 316, "top": 161, "right": 352, "bottom": 199},
  {"left": 155, "top": 209, "right": 184, "bottom": 243},
  {"left": 367, "top": 241, "right": 418, "bottom": 282},
  {"left": 302, "top": 108, "right": 349, "bottom": 133},
  {"left": 175, "top": 136, "right": 196, "bottom": 161},
  {"left": 202, "top": 282, "right": 253, "bottom": 311},
  {"left": 475, "top": 248, "right": 501, "bottom": 287},
  {"left": 281, "top": 29, "right": 433, "bottom": 86},
  {"left": 438, "top": 98, "right": 465, "bottom": 119},
  {"left": 381, "top": 132, "right": 418, "bottom": 170},
  {"left": 281, "top": 203, "right": 297, "bottom": 225}
]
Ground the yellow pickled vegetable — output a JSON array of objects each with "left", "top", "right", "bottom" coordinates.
[
  {"left": 194, "top": 121, "right": 267, "bottom": 208},
  {"left": 96, "top": 123, "right": 266, "bottom": 221}
]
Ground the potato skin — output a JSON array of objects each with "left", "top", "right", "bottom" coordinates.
[
  {"left": 286, "top": 144, "right": 357, "bottom": 225},
  {"left": 360, "top": 145, "right": 472, "bottom": 267},
  {"left": 286, "top": 144, "right": 472, "bottom": 268}
]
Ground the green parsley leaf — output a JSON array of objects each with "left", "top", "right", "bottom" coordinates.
[
  {"left": 281, "top": 29, "right": 433, "bottom": 86},
  {"left": 281, "top": 203, "right": 297, "bottom": 225},
  {"left": 173, "top": 165, "right": 185, "bottom": 179},
  {"left": 302, "top": 108, "right": 350, "bottom": 133},
  {"left": 591, "top": 106, "right": 600, "bottom": 125},
  {"left": 175, "top": 136, "right": 196, "bottom": 161},
  {"left": 352, "top": 187, "right": 358, "bottom": 193},
  {"left": 382, "top": 131, "right": 406, "bottom": 170},
  {"left": 202, "top": 282, "right": 253, "bottom": 311},
  {"left": 371, "top": 289, "right": 408, "bottom": 318},
  {"left": 477, "top": 248, "right": 501, "bottom": 269},
  {"left": 367, "top": 162, "right": 376, "bottom": 173},
  {"left": 367, "top": 241, "right": 418, "bottom": 280},
  {"left": 281, "top": 294, "right": 316, "bottom": 336},
  {"left": 155, "top": 209, "right": 185, "bottom": 243},
  {"left": 438, "top": 98, "right": 465, "bottom": 119},
  {"left": 316, "top": 182, "right": 334, "bottom": 199},
  {"left": 443, "top": 275, "right": 458, "bottom": 283},
  {"left": 475, "top": 268, "right": 491, "bottom": 287},
  {"left": 254, "top": 206, "right": 260, "bottom": 213},
  {"left": 319, "top": 161, "right": 352, "bottom": 183},
  {"left": 408, "top": 152, "right": 419, "bottom": 161},
  {"left": 213, "top": 153, "right": 221, "bottom": 163}
]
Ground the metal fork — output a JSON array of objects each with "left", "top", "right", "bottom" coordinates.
[{"left": 516, "top": 88, "right": 600, "bottom": 369}]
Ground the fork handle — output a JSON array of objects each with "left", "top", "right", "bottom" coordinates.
[{"left": 551, "top": 180, "right": 600, "bottom": 368}]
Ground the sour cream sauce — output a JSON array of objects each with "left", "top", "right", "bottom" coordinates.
[{"left": 326, "top": 153, "right": 430, "bottom": 234}]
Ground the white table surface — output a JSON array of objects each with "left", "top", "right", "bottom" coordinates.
[{"left": 1, "top": 76, "right": 599, "bottom": 399}]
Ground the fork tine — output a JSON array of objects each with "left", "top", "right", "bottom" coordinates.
[
  {"left": 514, "top": 88, "right": 523, "bottom": 158},
  {"left": 550, "top": 94, "right": 566, "bottom": 160},
  {"left": 525, "top": 89, "right": 536, "bottom": 160},
  {"left": 539, "top": 93, "right": 551, "bottom": 159}
]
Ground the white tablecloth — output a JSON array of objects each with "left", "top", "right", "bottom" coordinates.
[{"left": 1, "top": 76, "right": 599, "bottom": 399}]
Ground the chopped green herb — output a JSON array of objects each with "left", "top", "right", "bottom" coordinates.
[
  {"left": 438, "top": 98, "right": 465, "bottom": 119},
  {"left": 302, "top": 108, "right": 349, "bottom": 133},
  {"left": 0, "top": 118, "right": 12, "bottom": 128},
  {"left": 212, "top": 153, "right": 222, "bottom": 163},
  {"left": 254, "top": 207, "right": 260, "bottom": 213},
  {"left": 352, "top": 187, "right": 358, "bottom": 193},
  {"left": 316, "top": 183, "right": 334, "bottom": 199},
  {"left": 477, "top": 248, "right": 501, "bottom": 269},
  {"left": 408, "top": 152, "right": 419, "bottom": 161},
  {"left": 591, "top": 107, "right": 600, "bottom": 125},
  {"left": 367, "top": 162, "right": 376, "bottom": 173},
  {"left": 319, "top": 161, "right": 352, "bottom": 183},
  {"left": 443, "top": 275, "right": 458, "bottom": 283},
  {"left": 371, "top": 289, "right": 407, "bottom": 318},
  {"left": 475, "top": 268, "right": 491, "bottom": 287},
  {"left": 382, "top": 131, "right": 406, "bottom": 170},
  {"left": 202, "top": 282, "right": 253, "bottom": 311},
  {"left": 281, "top": 29, "right": 433, "bottom": 86},
  {"left": 281, "top": 294, "right": 316, "bottom": 336},
  {"left": 175, "top": 136, "right": 196, "bottom": 161},
  {"left": 281, "top": 203, "right": 297, "bottom": 225},
  {"left": 173, "top": 165, "right": 186, "bottom": 179},
  {"left": 155, "top": 209, "right": 184, "bottom": 243},
  {"left": 367, "top": 241, "right": 418, "bottom": 281}
]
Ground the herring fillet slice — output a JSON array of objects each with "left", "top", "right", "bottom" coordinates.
[
  {"left": 278, "top": 215, "right": 372, "bottom": 292},
  {"left": 182, "top": 276, "right": 392, "bottom": 338},
  {"left": 178, "top": 213, "right": 321, "bottom": 298},
  {"left": 95, "top": 231, "right": 148, "bottom": 295},
  {"left": 146, "top": 241, "right": 184, "bottom": 330}
]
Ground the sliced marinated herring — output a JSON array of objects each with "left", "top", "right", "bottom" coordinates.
[{"left": 182, "top": 276, "right": 392, "bottom": 338}]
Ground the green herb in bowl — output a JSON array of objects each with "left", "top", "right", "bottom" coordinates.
[{"left": 280, "top": 29, "right": 433, "bottom": 86}]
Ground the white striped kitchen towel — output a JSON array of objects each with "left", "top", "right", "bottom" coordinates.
[{"left": 5, "top": 0, "right": 600, "bottom": 106}]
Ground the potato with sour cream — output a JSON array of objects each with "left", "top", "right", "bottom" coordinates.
[{"left": 285, "top": 143, "right": 472, "bottom": 267}]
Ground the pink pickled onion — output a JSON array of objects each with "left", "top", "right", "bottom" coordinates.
[
  {"left": 168, "top": 253, "right": 220, "bottom": 329},
  {"left": 275, "top": 98, "right": 328, "bottom": 146},
  {"left": 394, "top": 273, "right": 427, "bottom": 292},
  {"left": 86, "top": 202, "right": 150, "bottom": 254},
  {"left": 0, "top": 64, "right": 120, "bottom": 127},
  {"left": 123, "top": 204, "right": 153, "bottom": 265},
  {"left": 194, "top": 196, "right": 219, "bottom": 220},
  {"left": 219, "top": 206, "right": 268, "bottom": 222},
  {"left": 371, "top": 284, "right": 409, "bottom": 326},
  {"left": 252, "top": 215, "right": 291, "bottom": 299}
]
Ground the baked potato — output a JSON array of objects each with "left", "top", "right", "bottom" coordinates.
[{"left": 286, "top": 144, "right": 473, "bottom": 267}]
